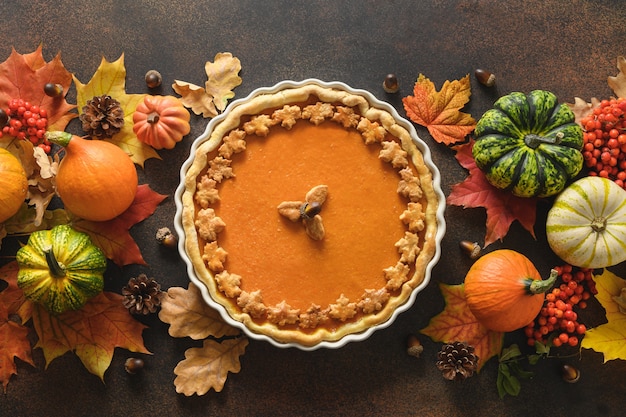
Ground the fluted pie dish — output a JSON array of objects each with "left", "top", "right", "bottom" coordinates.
[{"left": 174, "top": 79, "right": 445, "bottom": 350}]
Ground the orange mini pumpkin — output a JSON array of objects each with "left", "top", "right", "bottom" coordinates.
[
  {"left": 133, "top": 95, "right": 190, "bottom": 149},
  {"left": 0, "top": 147, "right": 28, "bottom": 223},
  {"left": 46, "top": 132, "right": 138, "bottom": 222},
  {"left": 464, "top": 249, "right": 557, "bottom": 332}
]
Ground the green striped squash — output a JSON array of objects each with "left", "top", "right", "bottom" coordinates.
[
  {"left": 546, "top": 176, "right": 626, "bottom": 268},
  {"left": 473, "top": 90, "right": 584, "bottom": 198},
  {"left": 16, "top": 224, "right": 107, "bottom": 314}
]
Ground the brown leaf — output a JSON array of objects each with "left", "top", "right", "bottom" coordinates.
[
  {"left": 402, "top": 74, "right": 476, "bottom": 145},
  {"left": 566, "top": 97, "right": 601, "bottom": 125},
  {"left": 421, "top": 283, "right": 503, "bottom": 371},
  {"left": 174, "top": 337, "right": 248, "bottom": 395},
  {"left": 32, "top": 292, "right": 150, "bottom": 380},
  {"left": 608, "top": 56, "right": 626, "bottom": 99},
  {"left": 204, "top": 52, "right": 242, "bottom": 112},
  {"left": 172, "top": 80, "right": 218, "bottom": 118},
  {"left": 159, "top": 282, "right": 240, "bottom": 340}
]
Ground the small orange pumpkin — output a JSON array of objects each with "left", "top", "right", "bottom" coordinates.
[
  {"left": 132, "top": 95, "right": 190, "bottom": 149},
  {"left": 464, "top": 249, "right": 557, "bottom": 332},
  {"left": 0, "top": 147, "right": 28, "bottom": 223},
  {"left": 46, "top": 131, "right": 138, "bottom": 222}
]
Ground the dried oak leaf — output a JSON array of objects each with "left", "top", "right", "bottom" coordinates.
[
  {"left": 566, "top": 96, "right": 601, "bottom": 125},
  {"left": 581, "top": 269, "right": 626, "bottom": 362},
  {"left": 73, "top": 184, "right": 167, "bottom": 266},
  {"left": 421, "top": 283, "right": 503, "bottom": 372},
  {"left": 204, "top": 52, "right": 243, "bottom": 112},
  {"left": 173, "top": 52, "right": 242, "bottom": 117},
  {"left": 0, "top": 261, "right": 35, "bottom": 393},
  {"left": 447, "top": 140, "right": 537, "bottom": 247},
  {"left": 402, "top": 74, "right": 476, "bottom": 145},
  {"left": 32, "top": 291, "right": 150, "bottom": 381},
  {"left": 74, "top": 53, "right": 157, "bottom": 167},
  {"left": 608, "top": 55, "right": 626, "bottom": 99},
  {"left": 158, "top": 282, "right": 240, "bottom": 340},
  {"left": 174, "top": 337, "right": 248, "bottom": 396}
]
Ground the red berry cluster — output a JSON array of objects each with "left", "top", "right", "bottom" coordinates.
[
  {"left": 0, "top": 98, "right": 50, "bottom": 153},
  {"left": 580, "top": 97, "right": 626, "bottom": 189},
  {"left": 524, "top": 264, "right": 597, "bottom": 348}
]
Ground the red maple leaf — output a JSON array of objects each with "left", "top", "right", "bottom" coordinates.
[
  {"left": 0, "top": 261, "right": 35, "bottom": 392},
  {"left": 0, "top": 45, "right": 76, "bottom": 132},
  {"left": 421, "top": 283, "right": 504, "bottom": 371},
  {"left": 73, "top": 184, "right": 167, "bottom": 266},
  {"left": 447, "top": 140, "right": 537, "bottom": 247}
]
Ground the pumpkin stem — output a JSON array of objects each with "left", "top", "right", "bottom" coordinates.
[
  {"left": 44, "top": 131, "right": 73, "bottom": 148},
  {"left": 147, "top": 113, "right": 160, "bottom": 124},
  {"left": 590, "top": 217, "right": 607, "bottom": 233},
  {"left": 528, "top": 269, "right": 558, "bottom": 295},
  {"left": 44, "top": 248, "right": 66, "bottom": 278},
  {"left": 523, "top": 132, "right": 564, "bottom": 149}
]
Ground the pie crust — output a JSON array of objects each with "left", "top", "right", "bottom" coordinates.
[{"left": 179, "top": 82, "right": 442, "bottom": 347}]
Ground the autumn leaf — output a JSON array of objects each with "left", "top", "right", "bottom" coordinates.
[
  {"left": 581, "top": 269, "right": 626, "bottom": 362},
  {"left": 402, "top": 74, "right": 476, "bottom": 145},
  {"left": 73, "top": 54, "right": 158, "bottom": 167},
  {"left": 173, "top": 52, "right": 242, "bottom": 117},
  {"left": 566, "top": 97, "right": 601, "bottom": 125},
  {"left": 421, "top": 283, "right": 504, "bottom": 371},
  {"left": 204, "top": 52, "right": 242, "bottom": 112},
  {"left": 447, "top": 140, "right": 537, "bottom": 247},
  {"left": 174, "top": 337, "right": 248, "bottom": 395},
  {"left": 159, "top": 282, "right": 241, "bottom": 340},
  {"left": 0, "top": 261, "right": 35, "bottom": 392},
  {"left": 32, "top": 291, "right": 150, "bottom": 380},
  {"left": 73, "top": 184, "right": 167, "bottom": 266},
  {"left": 0, "top": 45, "right": 76, "bottom": 132},
  {"left": 608, "top": 56, "right": 626, "bottom": 99}
]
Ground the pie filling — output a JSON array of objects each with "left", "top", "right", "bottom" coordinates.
[{"left": 182, "top": 84, "right": 440, "bottom": 346}]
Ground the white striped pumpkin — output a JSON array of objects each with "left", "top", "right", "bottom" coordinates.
[{"left": 546, "top": 176, "right": 626, "bottom": 268}]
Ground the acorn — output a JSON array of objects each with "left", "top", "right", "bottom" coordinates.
[
  {"left": 459, "top": 240, "right": 481, "bottom": 259},
  {"left": 383, "top": 73, "right": 399, "bottom": 93},
  {"left": 406, "top": 334, "right": 424, "bottom": 358},
  {"left": 474, "top": 69, "right": 496, "bottom": 87},
  {"left": 156, "top": 227, "right": 178, "bottom": 249},
  {"left": 43, "top": 83, "right": 64, "bottom": 97},
  {"left": 561, "top": 364, "right": 580, "bottom": 383},
  {"left": 124, "top": 357, "right": 145, "bottom": 374},
  {"left": 145, "top": 70, "right": 162, "bottom": 88}
]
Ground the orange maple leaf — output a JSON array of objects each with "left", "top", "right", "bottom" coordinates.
[
  {"left": 402, "top": 74, "right": 476, "bottom": 145},
  {"left": 73, "top": 184, "right": 167, "bottom": 266},
  {"left": 447, "top": 140, "right": 537, "bottom": 247},
  {"left": 0, "top": 261, "right": 35, "bottom": 392},
  {"left": 32, "top": 291, "right": 150, "bottom": 381},
  {"left": 0, "top": 45, "right": 76, "bottom": 132},
  {"left": 421, "top": 282, "right": 503, "bottom": 371}
]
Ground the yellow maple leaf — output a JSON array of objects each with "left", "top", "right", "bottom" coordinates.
[
  {"left": 174, "top": 337, "right": 248, "bottom": 395},
  {"left": 421, "top": 283, "right": 504, "bottom": 371},
  {"left": 173, "top": 52, "right": 242, "bottom": 117},
  {"left": 402, "top": 74, "right": 476, "bottom": 145},
  {"left": 581, "top": 269, "right": 626, "bottom": 362},
  {"left": 158, "top": 282, "right": 241, "bottom": 340},
  {"left": 73, "top": 54, "right": 158, "bottom": 167}
]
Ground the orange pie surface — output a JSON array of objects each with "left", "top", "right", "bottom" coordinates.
[{"left": 180, "top": 84, "right": 441, "bottom": 346}]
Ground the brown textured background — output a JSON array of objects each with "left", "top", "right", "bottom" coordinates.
[{"left": 1, "top": 1, "right": 626, "bottom": 416}]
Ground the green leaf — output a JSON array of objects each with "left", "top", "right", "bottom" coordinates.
[
  {"left": 534, "top": 340, "right": 551, "bottom": 355},
  {"left": 497, "top": 363, "right": 522, "bottom": 398},
  {"left": 499, "top": 344, "right": 522, "bottom": 362}
]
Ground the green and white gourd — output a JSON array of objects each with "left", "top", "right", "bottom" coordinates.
[{"left": 546, "top": 176, "right": 626, "bottom": 268}]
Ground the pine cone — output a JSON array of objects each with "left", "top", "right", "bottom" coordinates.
[
  {"left": 435, "top": 341, "right": 479, "bottom": 381},
  {"left": 79, "top": 94, "right": 124, "bottom": 138},
  {"left": 122, "top": 274, "right": 163, "bottom": 315}
]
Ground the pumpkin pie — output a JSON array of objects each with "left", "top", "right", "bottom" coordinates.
[{"left": 178, "top": 81, "right": 443, "bottom": 347}]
